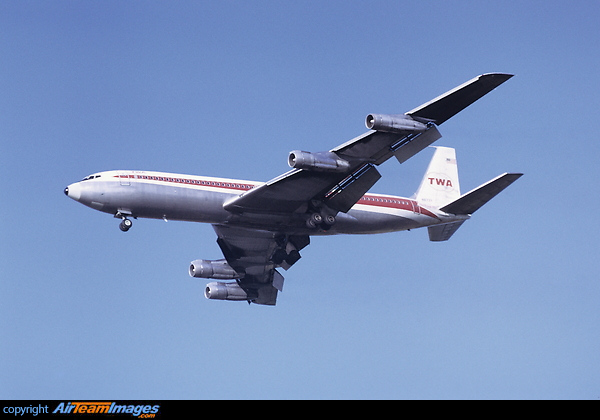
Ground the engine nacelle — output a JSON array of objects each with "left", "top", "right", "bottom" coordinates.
[
  {"left": 204, "top": 281, "right": 248, "bottom": 301},
  {"left": 365, "top": 113, "right": 428, "bottom": 133},
  {"left": 189, "top": 259, "right": 240, "bottom": 279},
  {"left": 288, "top": 150, "right": 350, "bottom": 172}
]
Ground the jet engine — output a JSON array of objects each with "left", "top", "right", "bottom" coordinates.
[
  {"left": 288, "top": 150, "right": 350, "bottom": 172},
  {"left": 204, "top": 281, "right": 248, "bottom": 301},
  {"left": 365, "top": 113, "right": 428, "bottom": 133},
  {"left": 189, "top": 259, "right": 240, "bottom": 279}
]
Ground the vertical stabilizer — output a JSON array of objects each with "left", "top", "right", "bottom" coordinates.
[{"left": 415, "top": 147, "right": 460, "bottom": 209}]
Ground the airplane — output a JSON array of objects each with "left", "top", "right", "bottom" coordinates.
[{"left": 64, "top": 73, "right": 522, "bottom": 306}]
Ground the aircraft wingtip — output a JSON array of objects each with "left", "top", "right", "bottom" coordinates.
[{"left": 480, "top": 72, "right": 514, "bottom": 81}]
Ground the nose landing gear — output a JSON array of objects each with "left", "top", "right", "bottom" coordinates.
[
  {"left": 119, "top": 218, "right": 132, "bottom": 232},
  {"left": 115, "top": 211, "right": 133, "bottom": 232}
]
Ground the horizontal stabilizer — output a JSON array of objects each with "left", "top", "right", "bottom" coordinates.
[
  {"left": 428, "top": 220, "right": 466, "bottom": 242},
  {"left": 440, "top": 172, "right": 522, "bottom": 215}
]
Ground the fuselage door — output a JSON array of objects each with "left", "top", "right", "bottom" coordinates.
[
  {"left": 411, "top": 200, "right": 420, "bottom": 214},
  {"left": 119, "top": 172, "right": 131, "bottom": 186}
]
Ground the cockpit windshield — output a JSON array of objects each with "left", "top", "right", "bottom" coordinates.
[{"left": 81, "top": 174, "right": 102, "bottom": 181}]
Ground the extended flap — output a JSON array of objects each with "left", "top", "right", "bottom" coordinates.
[
  {"left": 324, "top": 164, "right": 382, "bottom": 213},
  {"left": 393, "top": 125, "right": 442, "bottom": 164}
]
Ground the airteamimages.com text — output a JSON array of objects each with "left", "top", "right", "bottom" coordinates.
[{"left": 2, "top": 402, "right": 161, "bottom": 417}]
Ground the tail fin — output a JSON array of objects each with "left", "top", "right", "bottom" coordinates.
[
  {"left": 415, "top": 146, "right": 461, "bottom": 209},
  {"left": 416, "top": 147, "right": 522, "bottom": 242}
]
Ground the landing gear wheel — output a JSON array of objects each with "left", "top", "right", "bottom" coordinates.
[
  {"left": 306, "top": 212, "right": 322, "bottom": 229},
  {"left": 310, "top": 213, "right": 323, "bottom": 224},
  {"left": 306, "top": 212, "right": 335, "bottom": 229},
  {"left": 119, "top": 218, "right": 132, "bottom": 232},
  {"left": 322, "top": 215, "right": 336, "bottom": 226}
]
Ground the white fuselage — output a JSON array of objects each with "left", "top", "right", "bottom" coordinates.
[{"left": 65, "top": 170, "right": 461, "bottom": 235}]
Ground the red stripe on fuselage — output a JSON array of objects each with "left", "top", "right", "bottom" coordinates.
[
  {"left": 114, "top": 173, "right": 439, "bottom": 219},
  {"left": 357, "top": 194, "right": 439, "bottom": 219},
  {"left": 114, "top": 174, "right": 256, "bottom": 192}
]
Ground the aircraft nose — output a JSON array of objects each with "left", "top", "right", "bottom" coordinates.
[{"left": 64, "top": 182, "right": 82, "bottom": 201}]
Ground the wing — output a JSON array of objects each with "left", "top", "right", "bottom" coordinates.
[
  {"left": 224, "top": 73, "right": 513, "bottom": 216},
  {"left": 213, "top": 224, "right": 309, "bottom": 305}
]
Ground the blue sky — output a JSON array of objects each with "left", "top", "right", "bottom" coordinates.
[{"left": 1, "top": 1, "right": 599, "bottom": 399}]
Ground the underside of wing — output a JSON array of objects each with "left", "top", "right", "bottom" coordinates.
[
  {"left": 209, "top": 225, "right": 310, "bottom": 305},
  {"left": 223, "top": 168, "right": 343, "bottom": 214},
  {"left": 224, "top": 126, "right": 441, "bottom": 217},
  {"left": 224, "top": 161, "right": 384, "bottom": 215}
]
